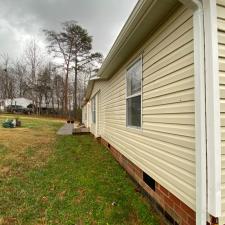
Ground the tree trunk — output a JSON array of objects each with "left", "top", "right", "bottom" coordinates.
[
  {"left": 64, "top": 65, "right": 69, "bottom": 115},
  {"left": 51, "top": 90, "right": 54, "bottom": 111},
  {"left": 74, "top": 58, "right": 78, "bottom": 119}
]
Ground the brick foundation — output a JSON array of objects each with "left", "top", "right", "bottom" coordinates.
[{"left": 100, "top": 137, "right": 196, "bottom": 225}]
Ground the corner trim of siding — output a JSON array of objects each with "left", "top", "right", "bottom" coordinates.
[
  {"left": 179, "top": 0, "right": 207, "bottom": 224},
  {"left": 203, "top": 0, "right": 221, "bottom": 217}
]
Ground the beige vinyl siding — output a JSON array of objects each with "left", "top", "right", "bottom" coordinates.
[
  {"left": 82, "top": 105, "right": 87, "bottom": 126},
  {"left": 90, "top": 81, "right": 106, "bottom": 136},
  {"left": 90, "top": 93, "right": 96, "bottom": 135},
  {"left": 142, "top": 5, "right": 195, "bottom": 209},
  {"left": 218, "top": 1, "right": 225, "bottom": 224},
  {"left": 90, "top": 98, "right": 96, "bottom": 135},
  {"left": 90, "top": 5, "right": 195, "bottom": 210},
  {"left": 87, "top": 102, "right": 91, "bottom": 128}
]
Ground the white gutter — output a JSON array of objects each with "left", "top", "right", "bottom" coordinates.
[
  {"left": 179, "top": 0, "right": 207, "bottom": 224},
  {"left": 203, "top": 0, "right": 221, "bottom": 217}
]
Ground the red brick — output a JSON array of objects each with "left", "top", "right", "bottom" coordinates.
[
  {"left": 134, "top": 175, "right": 142, "bottom": 185},
  {"left": 164, "top": 195, "right": 174, "bottom": 208},
  {"left": 180, "top": 202, "right": 195, "bottom": 218},
  {"left": 187, "top": 216, "right": 196, "bottom": 225},
  {"left": 164, "top": 202, "right": 174, "bottom": 214},
  {"left": 135, "top": 169, "right": 142, "bottom": 178},
  {"left": 170, "top": 193, "right": 182, "bottom": 207},
  {"left": 154, "top": 195, "right": 164, "bottom": 207},
  {"left": 157, "top": 189, "right": 168, "bottom": 201},
  {"left": 100, "top": 137, "right": 196, "bottom": 225},
  {"left": 182, "top": 221, "right": 189, "bottom": 225},
  {"left": 174, "top": 204, "right": 188, "bottom": 222},
  {"left": 159, "top": 185, "right": 169, "bottom": 197}
]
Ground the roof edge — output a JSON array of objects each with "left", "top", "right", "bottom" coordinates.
[
  {"left": 97, "top": 0, "right": 179, "bottom": 79},
  {"left": 82, "top": 0, "right": 179, "bottom": 106}
]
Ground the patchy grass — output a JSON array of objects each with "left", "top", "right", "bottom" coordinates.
[
  {"left": 0, "top": 114, "right": 63, "bottom": 178},
  {"left": 0, "top": 115, "right": 161, "bottom": 225}
]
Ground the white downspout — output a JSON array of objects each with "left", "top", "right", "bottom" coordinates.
[
  {"left": 95, "top": 94, "right": 98, "bottom": 137},
  {"left": 179, "top": 0, "right": 207, "bottom": 224},
  {"left": 88, "top": 103, "right": 90, "bottom": 128},
  {"left": 193, "top": 3, "right": 207, "bottom": 225},
  {"left": 87, "top": 103, "right": 89, "bottom": 128},
  {"left": 203, "top": 0, "right": 221, "bottom": 217}
]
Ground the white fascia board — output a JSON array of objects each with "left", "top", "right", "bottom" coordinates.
[
  {"left": 203, "top": 0, "right": 221, "bottom": 217},
  {"left": 178, "top": 0, "right": 207, "bottom": 224}
]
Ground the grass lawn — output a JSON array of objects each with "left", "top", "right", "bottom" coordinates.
[{"left": 0, "top": 114, "right": 161, "bottom": 225}]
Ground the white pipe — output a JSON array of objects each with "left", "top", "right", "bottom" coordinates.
[
  {"left": 203, "top": 0, "right": 221, "bottom": 217},
  {"left": 193, "top": 3, "right": 207, "bottom": 225},
  {"left": 95, "top": 94, "right": 98, "bottom": 137},
  {"left": 179, "top": 0, "right": 207, "bottom": 224},
  {"left": 87, "top": 104, "right": 89, "bottom": 128}
]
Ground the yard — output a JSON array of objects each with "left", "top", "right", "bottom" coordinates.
[{"left": 0, "top": 115, "right": 161, "bottom": 225}]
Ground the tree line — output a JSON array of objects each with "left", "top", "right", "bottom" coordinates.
[{"left": 0, "top": 21, "right": 103, "bottom": 120}]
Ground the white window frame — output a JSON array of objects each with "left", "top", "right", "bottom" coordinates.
[{"left": 126, "top": 56, "right": 143, "bottom": 129}]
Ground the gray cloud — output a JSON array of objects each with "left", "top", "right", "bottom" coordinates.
[{"left": 0, "top": 0, "right": 137, "bottom": 59}]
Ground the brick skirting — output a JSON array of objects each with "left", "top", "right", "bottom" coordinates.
[{"left": 99, "top": 137, "right": 196, "bottom": 225}]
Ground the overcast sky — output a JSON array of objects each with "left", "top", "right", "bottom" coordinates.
[{"left": 0, "top": 0, "right": 138, "bottom": 60}]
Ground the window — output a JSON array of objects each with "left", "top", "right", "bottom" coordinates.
[
  {"left": 126, "top": 58, "right": 142, "bottom": 128},
  {"left": 91, "top": 96, "right": 96, "bottom": 123}
]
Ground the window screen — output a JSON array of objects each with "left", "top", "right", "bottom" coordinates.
[{"left": 126, "top": 59, "right": 142, "bottom": 128}]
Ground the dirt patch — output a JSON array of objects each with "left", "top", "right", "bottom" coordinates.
[
  {"left": 127, "top": 211, "right": 141, "bottom": 225},
  {"left": 0, "top": 217, "right": 17, "bottom": 225},
  {"left": 58, "top": 190, "right": 66, "bottom": 201},
  {"left": 74, "top": 188, "right": 86, "bottom": 204}
]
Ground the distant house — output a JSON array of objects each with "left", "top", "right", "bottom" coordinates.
[
  {"left": 0, "top": 98, "right": 33, "bottom": 112},
  {"left": 82, "top": 1, "right": 225, "bottom": 225}
]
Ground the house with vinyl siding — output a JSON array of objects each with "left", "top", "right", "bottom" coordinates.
[{"left": 82, "top": 0, "right": 225, "bottom": 224}]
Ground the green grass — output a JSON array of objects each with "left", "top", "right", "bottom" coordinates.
[
  {"left": 0, "top": 115, "right": 160, "bottom": 225},
  {"left": 0, "top": 114, "right": 63, "bottom": 130}
]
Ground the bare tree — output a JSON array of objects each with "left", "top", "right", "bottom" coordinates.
[
  {"left": 43, "top": 21, "right": 103, "bottom": 119},
  {"left": 0, "top": 46, "right": 65, "bottom": 116},
  {"left": 13, "top": 60, "right": 28, "bottom": 97},
  {"left": 0, "top": 53, "right": 16, "bottom": 102},
  {"left": 43, "top": 24, "right": 75, "bottom": 114},
  {"left": 0, "top": 22, "right": 102, "bottom": 119},
  {"left": 53, "top": 73, "right": 64, "bottom": 113},
  {"left": 24, "top": 39, "right": 42, "bottom": 82},
  {"left": 24, "top": 39, "right": 43, "bottom": 113},
  {"left": 1, "top": 53, "right": 10, "bottom": 99}
]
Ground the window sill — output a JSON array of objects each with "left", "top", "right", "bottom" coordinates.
[{"left": 126, "top": 125, "right": 143, "bottom": 134}]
